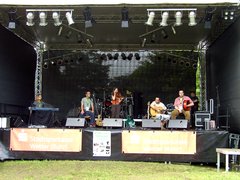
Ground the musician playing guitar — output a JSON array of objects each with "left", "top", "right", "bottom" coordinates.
[
  {"left": 150, "top": 97, "right": 170, "bottom": 129},
  {"left": 111, "top": 88, "right": 124, "bottom": 118},
  {"left": 171, "top": 90, "right": 194, "bottom": 121}
]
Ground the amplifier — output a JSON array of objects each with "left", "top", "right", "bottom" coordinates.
[
  {"left": 0, "top": 117, "right": 10, "bottom": 128},
  {"left": 167, "top": 119, "right": 188, "bottom": 129},
  {"left": 65, "top": 118, "right": 85, "bottom": 127},
  {"left": 142, "top": 119, "right": 161, "bottom": 128},
  {"left": 103, "top": 118, "right": 122, "bottom": 127}
]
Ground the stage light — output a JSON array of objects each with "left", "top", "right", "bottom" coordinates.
[
  {"left": 51, "top": 61, "right": 56, "bottom": 66},
  {"left": 26, "top": 12, "right": 34, "bottom": 26},
  {"left": 77, "top": 33, "right": 83, "bottom": 43},
  {"left": 145, "top": 12, "right": 155, "bottom": 26},
  {"left": 175, "top": 11, "right": 182, "bottom": 26},
  {"left": 127, "top": 53, "right": 133, "bottom": 60},
  {"left": 8, "top": 8, "right": 17, "bottom": 29},
  {"left": 113, "top": 53, "right": 119, "bottom": 60},
  {"left": 121, "top": 53, "right": 127, "bottom": 60},
  {"left": 52, "top": 12, "right": 62, "bottom": 26},
  {"left": 43, "top": 62, "right": 48, "bottom": 69},
  {"left": 223, "top": 7, "right": 236, "bottom": 21},
  {"left": 179, "top": 60, "right": 185, "bottom": 66},
  {"left": 160, "top": 12, "right": 169, "bottom": 26},
  {"left": 185, "top": 62, "right": 190, "bottom": 67},
  {"left": 83, "top": 7, "right": 94, "bottom": 28},
  {"left": 57, "top": 60, "right": 63, "bottom": 65},
  {"left": 161, "top": 29, "right": 168, "bottom": 39},
  {"left": 141, "top": 38, "right": 146, "bottom": 48},
  {"left": 121, "top": 7, "right": 129, "bottom": 28},
  {"left": 188, "top": 11, "right": 197, "bottom": 26},
  {"left": 107, "top": 53, "right": 113, "bottom": 60},
  {"left": 39, "top": 12, "right": 47, "bottom": 26},
  {"left": 100, "top": 53, "right": 107, "bottom": 60},
  {"left": 66, "top": 12, "right": 74, "bottom": 25},
  {"left": 134, "top": 53, "right": 141, "bottom": 60}
]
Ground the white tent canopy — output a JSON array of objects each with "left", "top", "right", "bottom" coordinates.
[{"left": 0, "top": 0, "right": 239, "bottom": 5}]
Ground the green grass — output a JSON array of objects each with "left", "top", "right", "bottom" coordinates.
[{"left": 0, "top": 160, "right": 239, "bottom": 180}]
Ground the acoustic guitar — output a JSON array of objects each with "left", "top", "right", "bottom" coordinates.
[
  {"left": 150, "top": 107, "right": 164, "bottom": 117},
  {"left": 183, "top": 100, "right": 191, "bottom": 111}
]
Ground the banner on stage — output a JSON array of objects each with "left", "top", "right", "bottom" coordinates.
[
  {"left": 93, "top": 131, "right": 111, "bottom": 157},
  {"left": 122, "top": 131, "right": 196, "bottom": 154},
  {"left": 10, "top": 128, "right": 82, "bottom": 152}
]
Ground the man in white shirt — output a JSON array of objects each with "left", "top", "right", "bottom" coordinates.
[{"left": 150, "top": 97, "right": 170, "bottom": 121}]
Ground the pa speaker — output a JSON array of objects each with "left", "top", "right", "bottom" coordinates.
[
  {"left": 167, "top": 119, "right": 188, "bottom": 129},
  {"left": 65, "top": 118, "right": 85, "bottom": 127},
  {"left": 103, "top": 118, "right": 122, "bottom": 127},
  {"left": 142, "top": 119, "right": 161, "bottom": 128}
]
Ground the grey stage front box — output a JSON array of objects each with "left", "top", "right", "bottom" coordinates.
[
  {"left": 167, "top": 119, "right": 188, "bottom": 129},
  {"left": 103, "top": 118, "right": 123, "bottom": 127},
  {"left": 142, "top": 119, "right": 161, "bottom": 128},
  {"left": 0, "top": 117, "right": 10, "bottom": 128},
  {"left": 65, "top": 118, "right": 85, "bottom": 127}
]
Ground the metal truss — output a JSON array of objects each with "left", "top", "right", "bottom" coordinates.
[{"left": 34, "top": 45, "right": 44, "bottom": 97}]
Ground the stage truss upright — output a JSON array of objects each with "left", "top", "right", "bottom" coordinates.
[{"left": 34, "top": 44, "right": 44, "bottom": 97}]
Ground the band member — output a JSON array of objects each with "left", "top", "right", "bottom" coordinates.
[
  {"left": 111, "top": 88, "right": 123, "bottom": 118},
  {"left": 171, "top": 90, "right": 194, "bottom": 121},
  {"left": 80, "top": 91, "right": 95, "bottom": 127},
  {"left": 150, "top": 97, "right": 170, "bottom": 120},
  {"left": 33, "top": 94, "right": 45, "bottom": 108}
]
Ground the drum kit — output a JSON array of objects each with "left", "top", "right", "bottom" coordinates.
[{"left": 93, "top": 92, "right": 134, "bottom": 118}]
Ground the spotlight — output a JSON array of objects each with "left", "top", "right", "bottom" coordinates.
[
  {"left": 145, "top": 12, "right": 155, "bottom": 26},
  {"left": 175, "top": 11, "right": 182, "bottom": 26},
  {"left": 86, "top": 39, "right": 93, "bottom": 48},
  {"left": 121, "top": 53, "right": 127, "bottom": 60},
  {"left": 223, "top": 7, "right": 236, "bottom": 21},
  {"left": 26, "top": 12, "right": 34, "bottom": 26},
  {"left": 52, "top": 12, "right": 62, "bottom": 26},
  {"left": 57, "top": 60, "right": 63, "bottom": 65},
  {"left": 66, "top": 12, "right": 74, "bottom": 25},
  {"left": 8, "top": 8, "right": 17, "bottom": 29},
  {"left": 100, "top": 54, "right": 107, "bottom": 60},
  {"left": 39, "top": 12, "right": 47, "bottom": 26},
  {"left": 107, "top": 53, "right": 113, "bottom": 60},
  {"left": 83, "top": 7, "right": 94, "bottom": 28},
  {"left": 64, "top": 59, "right": 69, "bottom": 64},
  {"left": 179, "top": 60, "right": 185, "bottom": 66},
  {"left": 127, "top": 53, "right": 133, "bottom": 60},
  {"left": 51, "top": 61, "right": 56, "bottom": 66},
  {"left": 141, "top": 38, "right": 146, "bottom": 48},
  {"left": 65, "top": 30, "right": 72, "bottom": 39},
  {"left": 160, "top": 12, "right": 169, "bottom": 26},
  {"left": 121, "top": 7, "right": 129, "bottom": 28},
  {"left": 43, "top": 62, "right": 48, "bottom": 69},
  {"left": 113, "top": 53, "right": 119, "bottom": 60},
  {"left": 188, "top": 11, "right": 197, "bottom": 26},
  {"left": 77, "top": 33, "right": 83, "bottom": 43},
  {"left": 134, "top": 53, "right": 141, "bottom": 60},
  {"left": 186, "top": 62, "right": 190, "bottom": 67},
  {"left": 161, "top": 29, "right": 168, "bottom": 39}
]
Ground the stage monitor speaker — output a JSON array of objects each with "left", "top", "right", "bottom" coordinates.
[
  {"left": 103, "top": 118, "right": 122, "bottom": 127},
  {"left": 65, "top": 118, "right": 85, "bottom": 127},
  {"left": 142, "top": 119, "right": 161, "bottom": 128},
  {"left": 167, "top": 119, "right": 188, "bottom": 129},
  {"left": 0, "top": 117, "right": 10, "bottom": 128},
  {"left": 195, "top": 112, "right": 211, "bottom": 128}
]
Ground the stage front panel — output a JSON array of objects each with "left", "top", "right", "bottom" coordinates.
[
  {"left": 122, "top": 130, "right": 196, "bottom": 154},
  {"left": 10, "top": 128, "right": 82, "bottom": 152}
]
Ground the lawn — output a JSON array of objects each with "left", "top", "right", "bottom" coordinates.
[{"left": 0, "top": 160, "right": 239, "bottom": 180}]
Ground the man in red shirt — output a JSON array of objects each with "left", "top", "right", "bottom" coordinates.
[{"left": 171, "top": 90, "right": 194, "bottom": 121}]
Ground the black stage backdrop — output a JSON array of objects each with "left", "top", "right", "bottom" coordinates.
[
  {"left": 206, "top": 17, "right": 240, "bottom": 134},
  {"left": 0, "top": 24, "right": 36, "bottom": 122},
  {"left": 42, "top": 51, "right": 197, "bottom": 122}
]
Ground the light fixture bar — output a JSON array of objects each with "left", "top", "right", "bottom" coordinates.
[
  {"left": 26, "top": 9, "right": 74, "bottom": 12},
  {"left": 147, "top": 8, "right": 197, "bottom": 13}
]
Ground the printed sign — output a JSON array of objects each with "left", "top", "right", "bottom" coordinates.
[
  {"left": 122, "top": 130, "right": 196, "bottom": 154},
  {"left": 10, "top": 128, "right": 82, "bottom": 152},
  {"left": 93, "top": 131, "right": 111, "bottom": 156}
]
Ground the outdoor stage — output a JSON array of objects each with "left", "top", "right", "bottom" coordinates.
[{"left": 0, "top": 128, "right": 228, "bottom": 163}]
